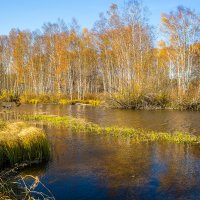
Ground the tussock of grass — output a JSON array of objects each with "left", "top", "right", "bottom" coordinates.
[
  {"left": 0, "top": 121, "right": 50, "bottom": 169},
  {"left": 24, "top": 114, "right": 200, "bottom": 144}
]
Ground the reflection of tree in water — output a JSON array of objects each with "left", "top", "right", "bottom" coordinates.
[
  {"left": 190, "top": 144, "right": 200, "bottom": 159},
  {"left": 154, "top": 143, "right": 200, "bottom": 199},
  {"left": 48, "top": 129, "right": 200, "bottom": 199},
  {"left": 48, "top": 127, "right": 153, "bottom": 186},
  {"left": 96, "top": 141, "right": 152, "bottom": 187}
]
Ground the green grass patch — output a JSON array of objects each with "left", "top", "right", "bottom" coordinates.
[
  {"left": 23, "top": 114, "right": 200, "bottom": 144},
  {"left": 0, "top": 121, "right": 50, "bottom": 169}
]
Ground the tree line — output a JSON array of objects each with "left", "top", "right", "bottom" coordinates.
[{"left": 0, "top": 1, "right": 200, "bottom": 108}]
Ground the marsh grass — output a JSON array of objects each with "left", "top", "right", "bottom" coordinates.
[
  {"left": 58, "top": 99, "right": 102, "bottom": 106},
  {"left": 23, "top": 97, "right": 102, "bottom": 106},
  {"left": 19, "top": 92, "right": 103, "bottom": 106},
  {"left": 24, "top": 114, "right": 200, "bottom": 144},
  {"left": 0, "top": 121, "right": 50, "bottom": 169}
]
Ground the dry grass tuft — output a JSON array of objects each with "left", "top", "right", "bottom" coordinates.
[{"left": 0, "top": 121, "right": 50, "bottom": 169}]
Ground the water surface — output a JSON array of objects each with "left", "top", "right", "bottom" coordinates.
[
  {"left": 1, "top": 105, "right": 200, "bottom": 200},
  {"left": 23, "top": 127, "right": 200, "bottom": 200},
  {"left": 10, "top": 104, "right": 200, "bottom": 134}
]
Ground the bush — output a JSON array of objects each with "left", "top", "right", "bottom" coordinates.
[
  {"left": 0, "top": 90, "right": 18, "bottom": 102},
  {"left": 58, "top": 99, "right": 68, "bottom": 105}
]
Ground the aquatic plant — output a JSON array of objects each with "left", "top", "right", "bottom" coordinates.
[
  {"left": 0, "top": 121, "right": 50, "bottom": 168},
  {"left": 23, "top": 114, "right": 200, "bottom": 144}
]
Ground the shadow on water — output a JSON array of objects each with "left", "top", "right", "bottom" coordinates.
[{"left": 1, "top": 105, "right": 200, "bottom": 199}]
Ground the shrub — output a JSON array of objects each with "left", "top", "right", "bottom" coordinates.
[{"left": 58, "top": 99, "right": 68, "bottom": 105}]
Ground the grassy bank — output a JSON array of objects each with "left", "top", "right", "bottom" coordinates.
[
  {"left": 0, "top": 90, "right": 103, "bottom": 106},
  {"left": 0, "top": 120, "right": 50, "bottom": 169},
  {"left": 20, "top": 93, "right": 102, "bottom": 106},
  {"left": 1, "top": 90, "right": 200, "bottom": 110},
  {"left": 23, "top": 114, "right": 200, "bottom": 144}
]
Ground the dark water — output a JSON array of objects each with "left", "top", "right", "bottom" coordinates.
[{"left": 1, "top": 105, "right": 200, "bottom": 200}]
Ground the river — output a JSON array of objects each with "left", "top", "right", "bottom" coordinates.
[{"left": 1, "top": 104, "right": 200, "bottom": 200}]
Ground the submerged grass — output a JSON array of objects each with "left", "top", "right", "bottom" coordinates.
[
  {"left": 23, "top": 114, "right": 200, "bottom": 144},
  {"left": 0, "top": 120, "right": 50, "bottom": 169}
]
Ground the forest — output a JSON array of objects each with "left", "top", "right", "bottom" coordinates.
[{"left": 0, "top": 1, "right": 200, "bottom": 109}]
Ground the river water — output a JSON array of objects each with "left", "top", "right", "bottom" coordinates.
[
  {"left": 1, "top": 104, "right": 200, "bottom": 200},
  {"left": 11, "top": 104, "right": 200, "bottom": 134}
]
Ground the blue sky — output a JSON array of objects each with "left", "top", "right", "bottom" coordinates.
[{"left": 0, "top": 0, "right": 200, "bottom": 35}]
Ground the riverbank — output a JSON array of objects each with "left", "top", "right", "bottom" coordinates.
[
  {"left": 23, "top": 114, "right": 200, "bottom": 144},
  {"left": 0, "top": 91, "right": 103, "bottom": 106},
  {"left": 18, "top": 92, "right": 200, "bottom": 111},
  {"left": 107, "top": 93, "right": 200, "bottom": 111},
  {"left": 18, "top": 93, "right": 102, "bottom": 106},
  {"left": 1, "top": 91, "right": 200, "bottom": 110},
  {"left": 21, "top": 96, "right": 102, "bottom": 106}
]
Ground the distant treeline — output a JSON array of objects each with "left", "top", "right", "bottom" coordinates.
[{"left": 0, "top": 1, "right": 200, "bottom": 108}]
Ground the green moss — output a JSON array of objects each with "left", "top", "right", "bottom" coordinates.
[{"left": 23, "top": 114, "right": 200, "bottom": 144}]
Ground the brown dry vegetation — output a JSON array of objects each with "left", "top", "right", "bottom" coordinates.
[{"left": 0, "top": 120, "right": 50, "bottom": 169}]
